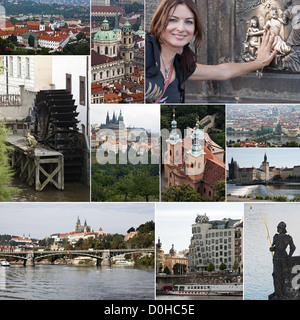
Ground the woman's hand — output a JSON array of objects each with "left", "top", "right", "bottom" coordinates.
[
  {"left": 188, "top": 29, "right": 277, "bottom": 82},
  {"left": 256, "top": 30, "right": 277, "bottom": 67}
]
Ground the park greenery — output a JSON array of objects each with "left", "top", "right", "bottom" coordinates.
[
  {"left": 91, "top": 151, "right": 159, "bottom": 202},
  {"left": 0, "top": 123, "right": 19, "bottom": 201},
  {"left": 161, "top": 182, "right": 225, "bottom": 202}
]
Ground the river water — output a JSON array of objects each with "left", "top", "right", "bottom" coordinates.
[
  {"left": 244, "top": 203, "right": 300, "bottom": 300},
  {"left": 10, "top": 177, "right": 90, "bottom": 202},
  {"left": 227, "top": 183, "right": 300, "bottom": 200},
  {"left": 0, "top": 265, "right": 154, "bottom": 300},
  {"left": 226, "top": 133, "right": 300, "bottom": 146}
]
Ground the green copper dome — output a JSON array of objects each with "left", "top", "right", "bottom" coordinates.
[
  {"left": 94, "top": 30, "right": 117, "bottom": 41},
  {"left": 122, "top": 18, "right": 132, "bottom": 32},
  {"left": 94, "top": 17, "right": 117, "bottom": 41}
]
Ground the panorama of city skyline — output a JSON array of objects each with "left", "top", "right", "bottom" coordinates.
[
  {"left": 226, "top": 148, "right": 300, "bottom": 169},
  {"left": 0, "top": 203, "right": 154, "bottom": 240},
  {"left": 155, "top": 203, "right": 244, "bottom": 253}
]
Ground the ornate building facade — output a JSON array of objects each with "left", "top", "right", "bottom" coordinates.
[
  {"left": 156, "top": 238, "right": 188, "bottom": 275},
  {"left": 163, "top": 112, "right": 225, "bottom": 200},
  {"left": 92, "top": 17, "right": 135, "bottom": 87}
]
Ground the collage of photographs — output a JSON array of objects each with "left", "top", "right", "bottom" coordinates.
[{"left": 0, "top": 0, "right": 300, "bottom": 303}]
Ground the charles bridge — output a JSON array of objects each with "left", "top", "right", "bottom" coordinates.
[{"left": 0, "top": 248, "right": 154, "bottom": 267}]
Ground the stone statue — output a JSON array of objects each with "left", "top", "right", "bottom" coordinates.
[
  {"left": 242, "top": 1, "right": 300, "bottom": 72},
  {"left": 269, "top": 221, "right": 296, "bottom": 300},
  {"left": 195, "top": 213, "right": 209, "bottom": 224}
]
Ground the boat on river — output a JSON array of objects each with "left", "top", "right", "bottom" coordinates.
[
  {"left": 167, "top": 283, "right": 243, "bottom": 296},
  {"left": 115, "top": 260, "right": 134, "bottom": 266},
  {"left": 1, "top": 260, "right": 10, "bottom": 267}
]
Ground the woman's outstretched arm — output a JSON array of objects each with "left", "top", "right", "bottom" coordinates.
[{"left": 188, "top": 30, "right": 277, "bottom": 81}]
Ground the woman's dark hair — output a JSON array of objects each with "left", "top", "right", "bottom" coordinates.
[{"left": 149, "top": 0, "right": 204, "bottom": 74}]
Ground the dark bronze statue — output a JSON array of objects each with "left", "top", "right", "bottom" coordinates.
[{"left": 269, "top": 221, "right": 296, "bottom": 300}]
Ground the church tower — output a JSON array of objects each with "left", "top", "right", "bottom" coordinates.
[
  {"left": 165, "top": 110, "right": 182, "bottom": 166},
  {"left": 40, "top": 16, "right": 45, "bottom": 32},
  {"left": 164, "top": 110, "right": 183, "bottom": 187},
  {"left": 120, "top": 18, "right": 134, "bottom": 76},
  {"left": 261, "top": 152, "right": 269, "bottom": 181},
  {"left": 185, "top": 120, "right": 206, "bottom": 177}
]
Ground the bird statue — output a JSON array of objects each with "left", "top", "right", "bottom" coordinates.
[{"left": 25, "top": 130, "right": 37, "bottom": 156}]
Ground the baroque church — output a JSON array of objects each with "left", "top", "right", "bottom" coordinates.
[
  {"left": 92, "top": 15, "right": 136, "bottom": 86},
  {"left": 163, "top": 111, "right": 225, "bottom": 200}
]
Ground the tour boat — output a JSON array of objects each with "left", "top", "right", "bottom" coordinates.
[
  {"left": 1, "top": 260, "right": 10, "bottom": 267},
  {"left": 167, "top": 283, "right": 243, "bottom": 296},
  {"left": 115, "top": 260, "right": 134, "bottom": 266}
]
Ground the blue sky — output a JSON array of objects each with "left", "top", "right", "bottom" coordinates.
[
  {"left": 0, "top": 203, "right": 155, "bottom": 239},
  {"left": 226, "top": 148, "right": 300, "bottom": 169}
]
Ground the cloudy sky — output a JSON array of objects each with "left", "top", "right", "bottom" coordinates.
[
  {"left": 226, "top": 148, "right": 300, "bottom": 169},
  {"left": 155, "top": 202, "right": 244, "bottom": 253},
  {"left": 90, "top": 104, "right": 160, "bottom": 132},
  {"left": 0, "top": 203, "right": 154, "bottom": 239}
]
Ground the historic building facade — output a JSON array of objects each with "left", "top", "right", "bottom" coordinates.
[
  {"left": 156, "top": 238, "right": 188, "bottom": 275},
  {"left": 163, "top": 112, "right": 225, "bottom": 200},
  {"left": 92, "top": 17, "right": 135, "bottom": 87}
]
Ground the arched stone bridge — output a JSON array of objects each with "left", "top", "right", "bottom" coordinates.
[{"left": 0, "top": 248, "right": 154, "bottom": 267}]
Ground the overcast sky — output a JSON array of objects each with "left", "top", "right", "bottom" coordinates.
[
  {"left": 226, "top": 148, "right": 300, "bottom": 169},
  {"left": 90, "top": 104, "right": 160, "bottom": 132},
  {"left": 155, "top": 202, "right": 244, "bottom": 253},
  {"left": 0, "top": 203, "right": 154, "bottom": 239}
]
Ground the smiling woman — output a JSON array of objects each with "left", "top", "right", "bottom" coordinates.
[{"left": 145, "top": 0, "right": 277, "bottom": 103}]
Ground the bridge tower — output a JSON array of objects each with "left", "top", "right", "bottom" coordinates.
[
  {"left": 102, "top": 249, "right": 111, "bottom": 266},
  {"left": 24, "top": 251, "right": 35, "bottom": 267}
]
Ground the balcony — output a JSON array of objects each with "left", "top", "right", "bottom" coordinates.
[{"left": 0, "top": 94, "right": 21, "bottom": 106}]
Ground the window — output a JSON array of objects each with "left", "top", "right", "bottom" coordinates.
[
  {"left": 9, "top": 57, "right": 13, "bottom": 76},
  {"left": 66, "top": 73, "right": 72, "bottom": 93},
  {"left": 17, "top": 57, "right": 21, "bottom": 77},
  {"left": 26, "top": 58, "right": 30, "bottom": 78},
  {"left": 79, "top": 76, "right": 86, "bottom": 106}
]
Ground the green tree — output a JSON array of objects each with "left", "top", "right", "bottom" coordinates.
[
  {"left": 232, "top": 261, "right": 240, "bottom": 273},
  {"left": 207, "top": 262, "right": 215, "bottom": 272},
  {"left": 28, "top": 35, "right": 35, "bottom": 47},
  {"left": 163, "top": 266, "right": 170, "bottom": 274},
  {"left": 162, "top": 184, "right": 203, "bottom": 202},
  {"left": 131, "top": 167, "right": 159, "bottom": 202},
  {"left": 0, "top": 123, "right": 19, "bottom": 201},
  {"left": 213, "top": 180, "right": 225, "bottom": 202},
  {"left": 219, "top": 262, "right": 227, "bottom": 271}
]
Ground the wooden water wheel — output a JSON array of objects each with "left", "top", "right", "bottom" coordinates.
[{"left": 33, "top": 89, "right": 83, "bottom": 182}]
